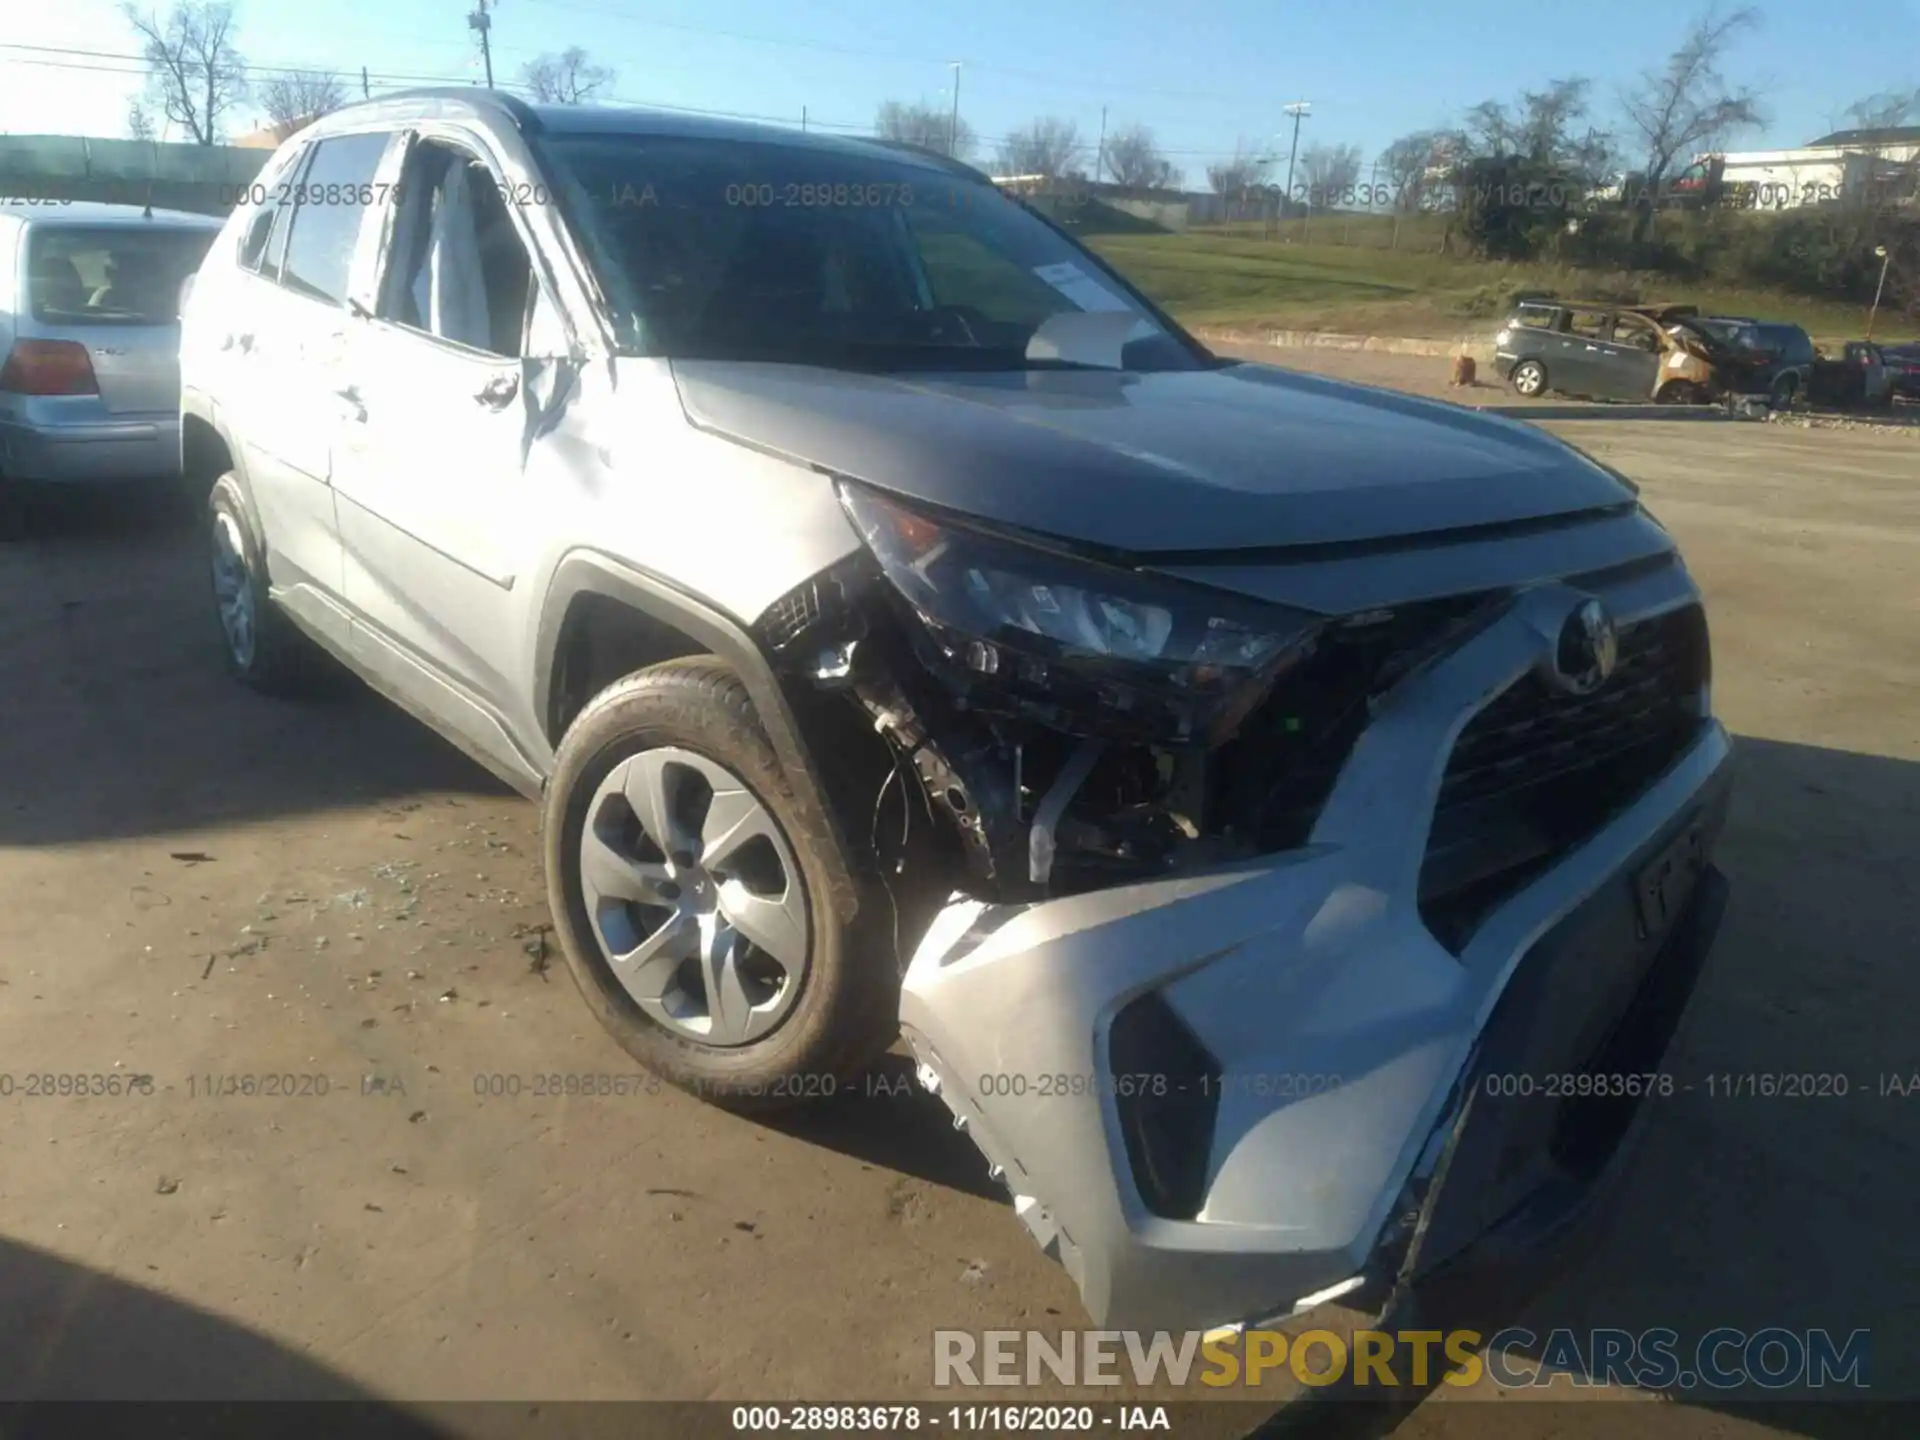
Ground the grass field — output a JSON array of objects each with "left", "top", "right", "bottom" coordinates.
[{"left": 1084, "top": 229, "right": 1918, "bottom": 346}]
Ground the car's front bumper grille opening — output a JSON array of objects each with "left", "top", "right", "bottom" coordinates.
[
  {"left": 1420, "top": 604, "right": 1710, "bottom": 953},
  {"left": 1108, "top": 992, "right": 1222, "bottom": 1221}
]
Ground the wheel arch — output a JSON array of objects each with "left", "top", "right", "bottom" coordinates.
[
  {"left": 180, "top": 397, "right": 261, "bottom": 542},
  {"left": 533, "top": 549, "right": 861, "bottom": 923}
]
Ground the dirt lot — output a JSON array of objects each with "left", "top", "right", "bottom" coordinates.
[{"left": 1, "top": 383, "right": 1915, "bottom": 1435}]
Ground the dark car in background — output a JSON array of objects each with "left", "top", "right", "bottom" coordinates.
[
  {"left": 1881, "top": 343, "right": 1920, "bottom": 401},
  {"left": 1808, "top": 340, "right": 1897, "bottom": 410},
  {"left": 1693, "top": 317, "right": 1816, "bottom": 405}
]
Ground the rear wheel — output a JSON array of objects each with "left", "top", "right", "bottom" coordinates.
[
  {"left": 1509, "top": 360, "right": 1548, "bottom": 397},
  {"left": 1658, "top": 380, "right": 1706, "bottom": 405},
  {"left": 208, "top": 475, "right": 334, "bottom": 695},
  {"left": 1770, "top": 373, "right": 1800, "bottom": 409}
]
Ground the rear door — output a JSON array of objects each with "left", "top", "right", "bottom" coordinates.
[
  {"left": 1551, "top": 309, "right": 1612, "bottom": 395},
  {"left": 239, "top": 130, "right": 396, "bottom": 602},
  {"left": 1586, "top": 312, "right": 1664, "bottom": 400},
  {"left": 19, "top": 222, "right": 217, "bottom": 417}
]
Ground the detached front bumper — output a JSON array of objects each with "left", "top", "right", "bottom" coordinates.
[{"left": 898, "top": 571, "right": 1731, "bottom": 1333}]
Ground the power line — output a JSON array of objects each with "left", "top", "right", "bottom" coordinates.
[{"left": 0, "top": 41, "right": 1281, "bottom": 165}]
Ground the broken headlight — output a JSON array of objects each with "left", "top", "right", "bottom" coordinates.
[{"left": 840, "top": 482, "right": 1324, "bottom": 743}]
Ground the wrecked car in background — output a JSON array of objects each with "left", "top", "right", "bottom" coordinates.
[
  {"left": 1494, "top": 297, "right": 1764, "bottom": 404},
  {"left": 180, "top": 89, "right": 1733, "bottom": 1334},
  {"left": 1808, "top": 340, "right": 1898, "bottom": 410}
]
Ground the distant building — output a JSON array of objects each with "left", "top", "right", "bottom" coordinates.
[{"left": 1685, "top": 125, "right": 1920, "bottom": 208}]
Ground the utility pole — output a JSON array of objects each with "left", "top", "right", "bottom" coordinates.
[
  {"left": 1095, "top": 105, "right": 1107, "bottom": 184},
  {"left": 361, "top": 66, "right": 371, "bottom": 100},
  {"left": 947, "top": 62, "right": 961, "bottom": 157},
  {"left": 1282, "top": 100, "right": 1311, "bottom": 216},
  {"left": 801, "top": 105, "right": 808, "bottom": 133},
  {"left": 469, "top": 0, "right": 496, "bottom": 89}
]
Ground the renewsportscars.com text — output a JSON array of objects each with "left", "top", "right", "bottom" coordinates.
[{"left": 933, "top": 1326, "right": 1870, "bottom": 1391}]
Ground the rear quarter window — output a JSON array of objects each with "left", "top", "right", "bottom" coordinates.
[
  {"left": 1511, "top": 304, "right": 1559, "bottom": 329},
  {"left": 25, "top": 225, "right": 217, "bottom": 326}
]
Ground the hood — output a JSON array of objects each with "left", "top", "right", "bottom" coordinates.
[{"left": 669, "top": 358, "right": 1636, "bottom": 556}]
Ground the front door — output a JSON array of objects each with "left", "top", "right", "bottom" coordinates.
[{"left": 333, "top": 131, "right": 550, "bottom": 723}]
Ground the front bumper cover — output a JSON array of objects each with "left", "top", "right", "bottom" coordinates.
[{"left": 897, "top": 567, "right": 1731, "bottom": 1332}]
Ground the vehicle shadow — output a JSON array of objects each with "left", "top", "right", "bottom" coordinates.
[
  {"left": 762, "top": 1051, "right": 1005, "bottom": 1202},
  {"left": 0, "top": 491, "right": 508, "bottom": 849},
  {"left": 1247, "top": 733, "right": 1920, "bottom": 1439},
  {"left": 0, "top": 1232, "right": 450, "bottom": 1426}
]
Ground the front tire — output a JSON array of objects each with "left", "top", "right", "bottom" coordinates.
[
  {"left": 543, "top": 658, "right": 895, "bottom": 1110},
  {"left": 1509, "top": 359, "right": 1548, "bottom": 397}
]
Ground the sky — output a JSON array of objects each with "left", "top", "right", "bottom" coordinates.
[{"left": 3, "top": 0, "right": 1917, "bottom": 183}]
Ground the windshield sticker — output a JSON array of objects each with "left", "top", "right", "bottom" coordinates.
[{"left": 1032, "top": 261, "right": 1134, "bottom": 314}]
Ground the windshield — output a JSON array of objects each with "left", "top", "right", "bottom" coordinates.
[
  {"left": 539, "top": 133, "right": 1197, "bottom": 372},
  {"left": 26, "top": 224, "right": 214, "bottom": 327}
]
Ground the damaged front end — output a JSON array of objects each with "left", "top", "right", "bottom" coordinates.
[{"left": 757, "top": 480, "right": 1732, "bottom": 1333}]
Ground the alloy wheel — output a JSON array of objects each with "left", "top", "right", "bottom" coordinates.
[
  {"left": 578, "top": 746, "right": 810, "bottom": 1047},
  {"left": 211, "top": 511, "right": 256, "bottom": 669}
]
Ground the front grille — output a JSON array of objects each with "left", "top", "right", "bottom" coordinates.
[{"left": 1420, "top": 604, "right": 1709, "bottom": 951}]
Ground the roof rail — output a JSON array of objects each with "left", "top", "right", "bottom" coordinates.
[{"left": 349, "top": 86, "right": 543, "bottom": 133}]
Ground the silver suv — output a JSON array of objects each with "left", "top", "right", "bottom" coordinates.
[{"left": 181, "top": 89, "right": 1733, "bottom": 1334}]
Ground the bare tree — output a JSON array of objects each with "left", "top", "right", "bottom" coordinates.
[
  {"left": 1205, "top": 142, "right": 1272, "bottom": 196},
  {"left": 1620, "top": 5, "right": 1764, "bottom": 218},
  {"left": 1460, "top": 79, "right": 1614, "bottom": 184},
  {"left": 520, "top": 47, "right": 614, "bottom": 105},
  {"left": 1103, "top": 123, "right": 1179, "bottom": 190},
  {"left": 1295, "top": 141, "right": 1363, "bottom": 206},
  {"left": 874, "top": 100, "right": 975, "bottom": 160},
  {"left": 1378, "top": 130, "right": 1446, "bottom": 211},
  {"left": 995, "top": 118, "right": 1084, "bottom": 179},
  {"left": 123, "top": 2, "right": 248, "bottom": 145},
  {"left": 1842, "top": 89, "right": 1920, "bottom": 131},
  {"left": 259, "top": 70, "right": 346, "bottom": 139},
  {"left": 127, "top": 100, "right": 157, "bottom": 141}
]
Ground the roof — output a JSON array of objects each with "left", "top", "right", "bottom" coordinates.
[
  {"left": 0, "top": 199, "right": 222, "bottom": 229},
  {"left": 311, "top": 87, "right": 986, "bottom": 181},
  {"left": 1803, "top": 125, "right": 1920, "bottom": 149},
  {"left": 1531, "top": 299, "right": 1700, "bottom": 318}
]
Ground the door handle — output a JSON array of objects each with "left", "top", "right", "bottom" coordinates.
[
  {"left": 1585, "top": 345, "right": 1601, "bottom": 351},
  {"left": 334, "top": 385, "right": 366, "bottom": 422},
  {"left": 474, "top": 374, "right": 520, "bottom": 409}
]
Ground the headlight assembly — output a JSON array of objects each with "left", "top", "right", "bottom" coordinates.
[{"left": 839, "top": 482, "right": 1324, "bottom": 743}]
